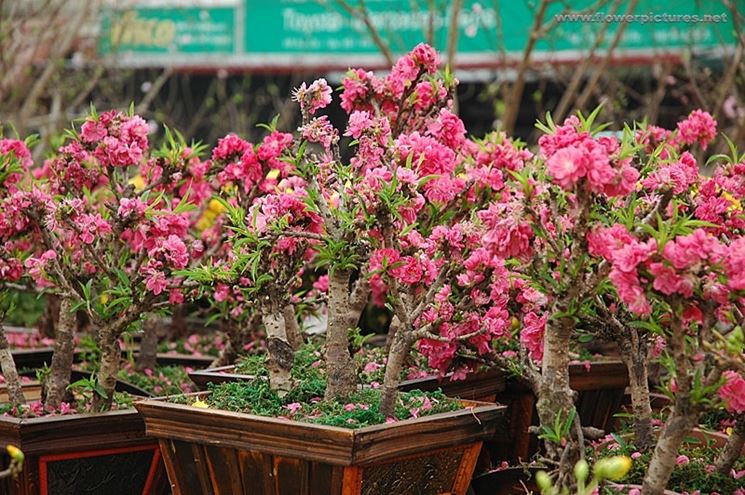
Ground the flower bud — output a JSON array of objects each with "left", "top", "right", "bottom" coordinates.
[
  {"left": 594, "top": 455, "right": 632, "bottom": 481},
  {"left": 574, "top": 459, "right": 589, "bottom": 483},
  {"left": 6, "top": 445, "right": 24, "bottom": 462},
  {"left": 535, "top": 470, "right": 552, "bottom": 493}
]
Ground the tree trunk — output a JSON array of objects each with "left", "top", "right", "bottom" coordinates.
[
  {"left": 135, "top": 314, "right": 158, "bottom": 371},
  {"left": 38, "top": 294, "right": 60, "bottom": 338},
  {"left": 92, "top": 327, "right": 121, "bottom": 411},
  {"left": 44, "top": 297, "right": 76, "bottom": 409},
  {"left": 535, "top": 318, "right": 579, "bottom": 481},
  {"left": 262, "top": 311, "right": 294, "bottom": 395},
  {"left": 169, "top": 304, "right": 188, "bottom": 339},
  {"left": 642, "top": 404, "right": 698, "bottom": 494},
  {"left": 0, "top": 325, "right": 25, "bottom": 407},
  {"left": 283, "top": 305, "right": 304, "bottom": 350},
  {"left": 617, "top": 328, "right": 654, "bottom": 450},
  {"left": 384, "top": 315, "right": 400, "bottom": 353},
  {"left": 379, "top": 330, "right": 411, "bottom": 418},
  {"left": 324, "top": 270, "right": 357, "bottom": 400},
  {"left": 715, "top": 415, "right": 744, "bottom": 475}
]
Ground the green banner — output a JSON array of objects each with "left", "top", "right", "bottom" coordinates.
[{"left": 99, "top": 0, "right": 738, "bottom": 69}]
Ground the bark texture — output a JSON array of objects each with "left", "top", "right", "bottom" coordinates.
[
  {"left": 642, "top": 406, "right": 697, "bottom": 495},
  {"left": 92, "top": 326, "right": 121, "bottom": 411},
  {"left": 617, "top": 326, "right": 654, "bottom": 450},
  {"left": 536, "top": 318, "right": 580, "bottom": 480},
  {"left": 44, "top": 297, "right": 76, "bottom": 409},
  {"left": 323, "top": 270, "right": 358, "bottom": 400},
  {"left": 135, "top": 314, "right": 158, "bottom": 371},
  {"left": 262, "top": 311, "right": 294, "bottom": 395},
  {"left": 379, "top": 331, "right": 411, "bottom": 417},
  {"left": 715, "top": 415, "right": 745, "bottom": 475},
  {"left": 283, "top": 305, "right": 304, "bottom": 350},
  {"left": 0, "top": 325, "right": 25, "bottom": 407}
]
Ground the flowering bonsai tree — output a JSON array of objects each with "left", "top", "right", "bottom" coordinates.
[
  {"left": 587, "top": 121, "right": 745, "bottom": 493},
  {"left": 0, "top": 136, "right": 37, "bottom": 408},
  {"left": 497, "top": 107, "right": 745, "bottom": 493},
  {"left": 15, "top": 109, "right": 199, "bottom": 411},
  {"left": 184, "top": 44, "right": 529, "bottom": 418}
]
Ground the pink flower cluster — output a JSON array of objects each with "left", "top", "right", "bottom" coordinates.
[
  {"left": 81, "top": 110, "right": 149, "bottom": 167},
  {"left": 719, "top": 371, "right": 745, "bottom": 413},
  {"left": 292, "top": 78, "right": 332, "bottom": 115},
  {"left": 676, "top": 109, "right": 717, "bottom": 149},
  {"left": 589, "top": 223, "right": 745, "bottom": 316},
  {"left": 540, "top": 116, "right": 638, "bottom": 196}
]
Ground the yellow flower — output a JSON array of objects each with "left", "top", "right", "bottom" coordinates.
[
  {"left": 191, "top": 400, "right": 209, "bottom": 409},
  {"left": 722, "top": 191, "right": 742, "bottom": 212},
  {"left": 594, "top": 455, "right": 632, "bottom": 481},
  {"left": 100, "top": 293, "right": 110, "bottom": 305},
  {"left": 129, "top": 174, "right": 146, "bottom": 192},
  {"left": 207, "top": 199, "right": 227, "bottom": 214},
  {"left": 266, "top": 169, "right": 280, "bottom": 180}
]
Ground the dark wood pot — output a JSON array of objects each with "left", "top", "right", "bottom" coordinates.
[
  {"left": 491, "top": 360, "right": 629, "bottom": 463},
  {"left": 10, "top": 349, "right": 55, "bottom": 371},
  {"left": 136, "top": 393, "right": 505, "bottom": 495},
  {"left": 0, "top": 409, "right": 169, "bottom": 495}
]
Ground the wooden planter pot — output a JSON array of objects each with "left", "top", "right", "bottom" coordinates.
[
  {"left": 0, "top": 409, "right": 169, "bottom": 495},
  {"left": 491, "top": 360, "right": 629, "bottom": 463},
  {"left": 136, "top": 394, "right": 505, "bottom": 495}
]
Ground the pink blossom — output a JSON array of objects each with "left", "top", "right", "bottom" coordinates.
[
  {"left": 312, "top": 275, "right": 329, "bottom": 293},
  {"left": 80, "top": 119, "right": 107, "bottom": 143},
  {"left": 343, "top": 403, "right": 356, "bottom": 412},
  {"left": 520, "top": 312, "right": 546, "bottom": 361},
  {"left": 284, "top": 403, "right": 302, "bottom": 414},
  {"left": 676, "top": 455, "right": 690, "bottom": 466},
  {"left": 427, "top": 109, "right": 466, "bottom": 148},
  {"left": 161, "top": 235, "right": 189, "bottom": 269},
  {"left": 118, "top": 197, "right": 147, "bottom": 218},
  {"left": 340, "top": 68, "right": 375, "bottom": 113},
  {"left": 145, "top": 270, "right": 168, "bottom": 295},
  {"left": 719, "top": 371, "right": 745, "bottom": 413},
  {"left": 610, "top": 267, "right": 651, "bottom": 316},
  {"left": 547, "top": 145, "right": 586, "bottom": 189},
  {"left": 677, "top": 109, "right": 717, "bottom": 149},
  {"left": 292, "top": 78, "right": 332, "bottom": 115}
]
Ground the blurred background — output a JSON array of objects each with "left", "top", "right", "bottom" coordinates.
[{"left": 1, "top": 0, "right": 743, "bottom": 158}]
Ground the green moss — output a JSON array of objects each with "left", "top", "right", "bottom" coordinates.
[
  {"left": 203, "top": 380, "right": 460, "bottom": 428},
  {"left": 205, "top": 343, "right": 461, "bottom": 428}
]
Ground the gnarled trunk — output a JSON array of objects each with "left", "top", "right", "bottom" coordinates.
[
  {"left": 715, "top": 415, "right": 744, "bottom": 475},
  {"left": 135, "top": 314, "right": 158, "bottom": 371},
  {"left": 379, "top": 330, "right": 411, "bottom": 417},
  {"left": 324, "top": 270, "right": 357, "bottom": 400},
  {"left": 262, "top": 311, "right": 294, "bottom": 395},
  {"left": 0, "top": 325, "right": 25, "bottom": 407},
  {"left": 44, "top": 297, "right": 76, "bottom": 409},
  {"left": 536, "top": 318, "right": 579, "bottom": 481},
  {"left": 617, "top": 327, "right": 654, "bottom": 450},
  {"left": 92, "top": 326, "right": 121, "bottom": 411},
  {"left": 642, "top": 404, "right": 698, "bottom": 494}
]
